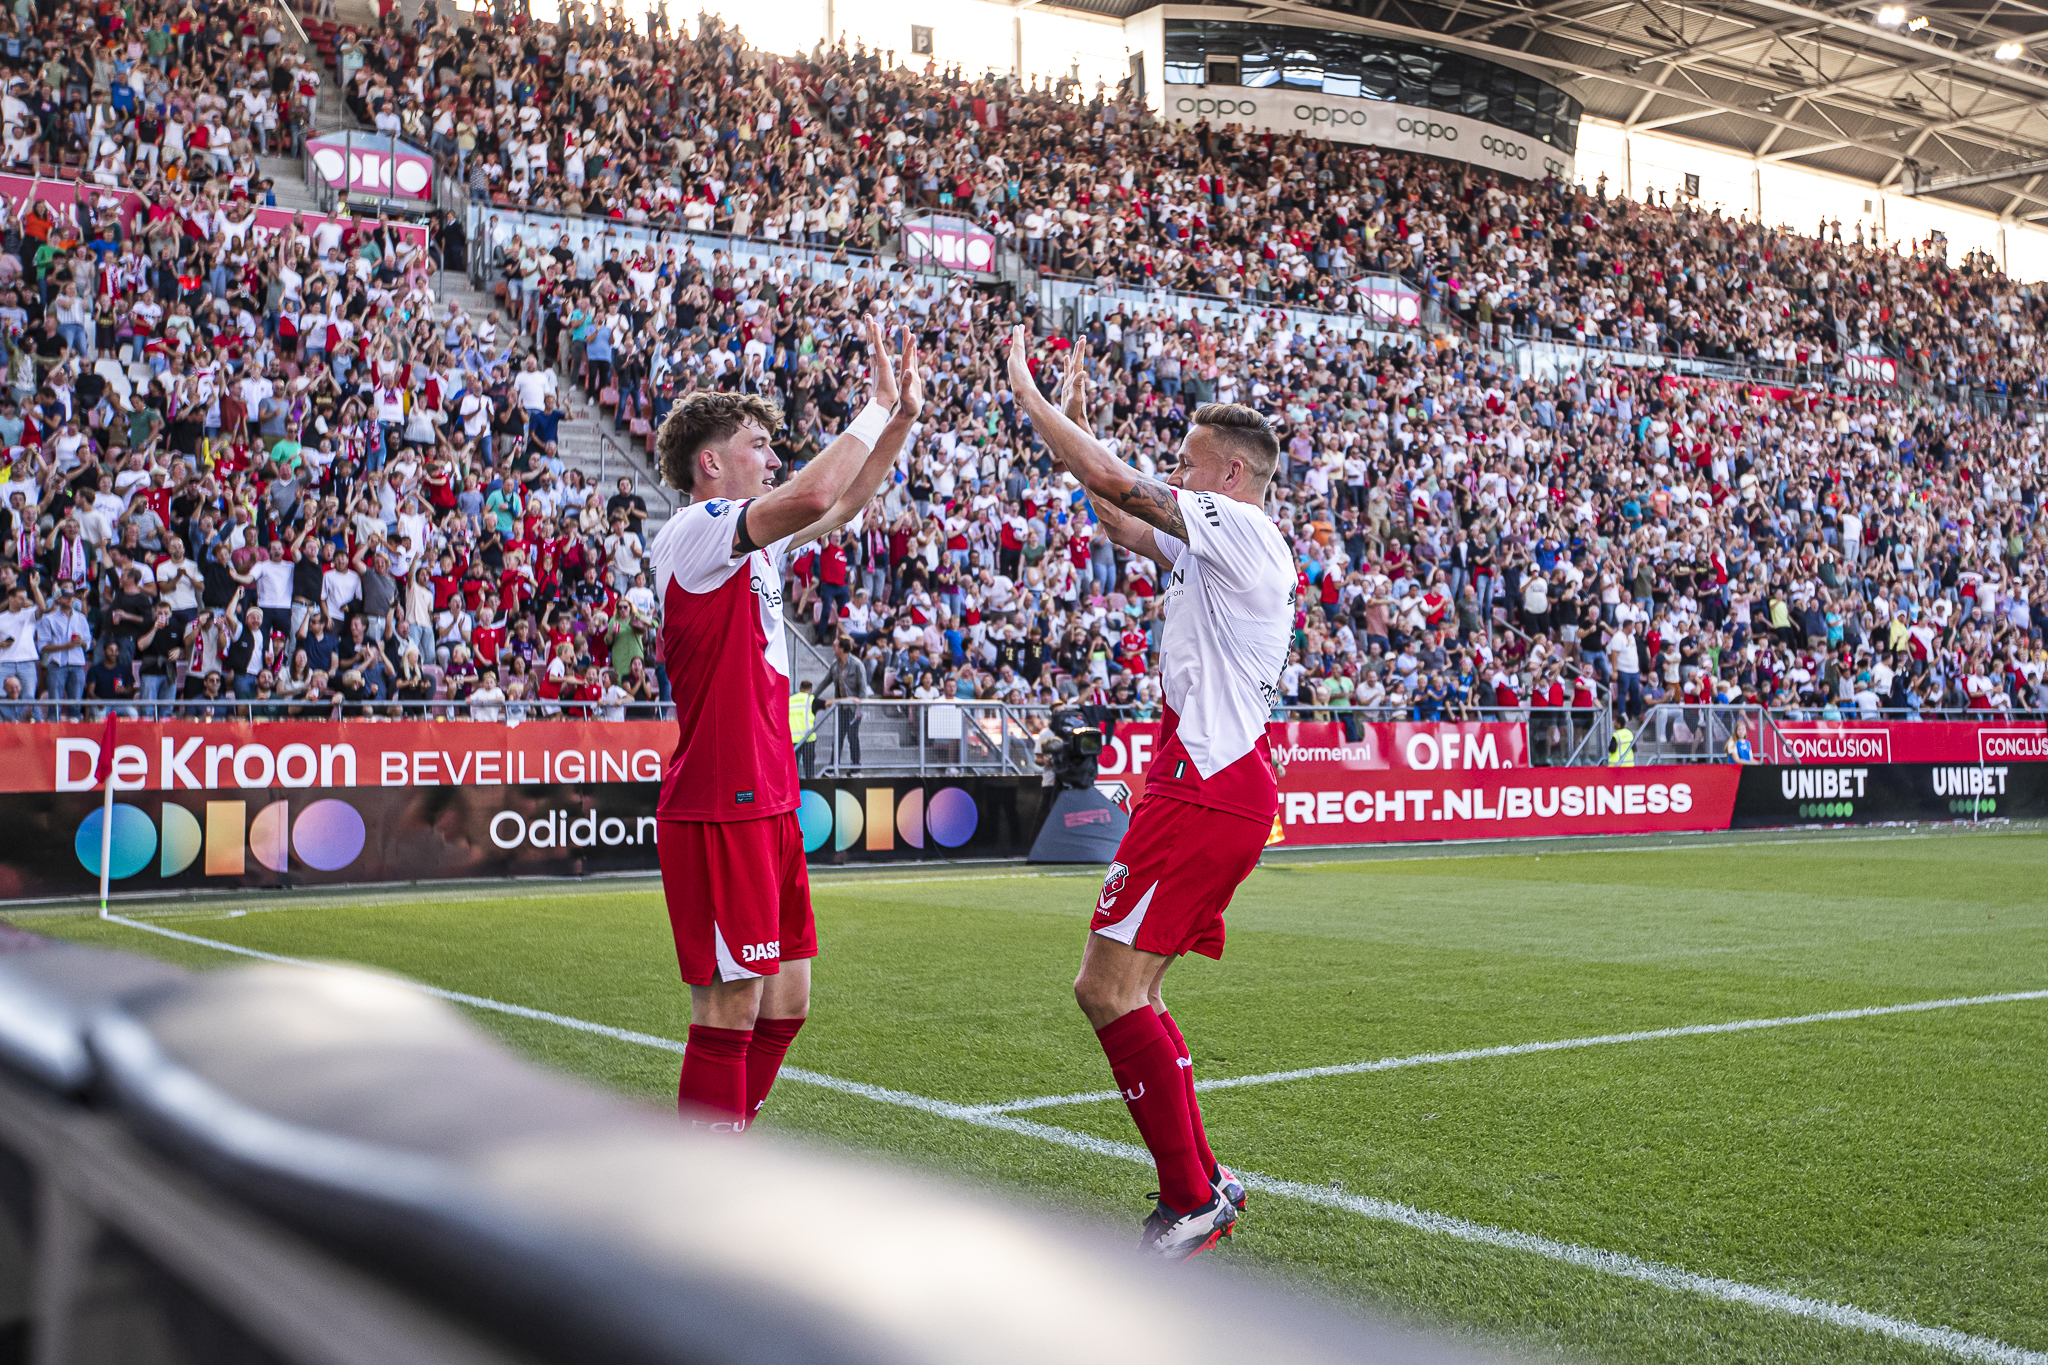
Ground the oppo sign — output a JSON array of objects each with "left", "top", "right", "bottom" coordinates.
[
  {"left": 1167, "top": 86, "right": 1573, "bottom": 182},
  {"left": 1173, "top": 96, "right": 1261, "bottom": 118}
]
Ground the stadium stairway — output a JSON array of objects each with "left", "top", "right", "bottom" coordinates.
[
  {"left": 784, "top": 618, "right": 833, "bottom": 694},
  {"left": 260, "top": 156, "right": 326, "bottom": 212},
  {"left": 779, "top": 616, "right": 944, "bottom": 772},
  {"left": 419, "top": 272, "right": 660, "bottom": 522},
  {"left": 276, "top": 0, "right": 673, "bottom": 535}
]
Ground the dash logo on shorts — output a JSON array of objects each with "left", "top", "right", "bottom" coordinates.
[
  {"left": 1098, "top": 860, "right": 1129, "bottom": 910},
  {"left": 740, "top": 940, "right": 781, "bottom": 964}
]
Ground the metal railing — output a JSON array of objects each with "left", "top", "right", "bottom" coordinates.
[
  {"left": 1524, "top": 706, "right": 1615, "bottom": 767},
  {"left": 299, "top": 138, "right": 339, "bottom": 214},
  {"left": 793, "top": 699, "right": 1041, "bottom": 777},
  {"left": 1039, "top": 272, "right": 1429, "bottom": 342},
  {"left": 597, "top": 428, "right": 677, "bottom": 519},
  {"left": 273, "top": 0, "right": 312, "bottom": 52},
  {"left": 464, "top": 203, "right": 891, "bottom": 293},
  {"left": 1625, "top": 703, "right": 1770, "bottom": 766},
  {"left": 28, "top": 693, "right": 2038, "bottom": 765}
]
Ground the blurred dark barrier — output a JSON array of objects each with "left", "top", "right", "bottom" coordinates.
[{"left": 0, "top": 932, "right": 1505, "bottom": 1365}]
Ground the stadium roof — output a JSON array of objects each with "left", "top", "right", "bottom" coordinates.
[{"left": 1078, "top": 0, "right": 2048, "bottom": 225}]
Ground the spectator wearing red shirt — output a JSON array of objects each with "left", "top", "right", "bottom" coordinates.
[
  {"left": 1118, "top": 622, "right": 1149, "bottom": 675},
  {"left": 472, "top": 610, "right": 507, "bottom": 668},
  {"left": 817, "top": 532, "right": 851, "bottom": 633}
]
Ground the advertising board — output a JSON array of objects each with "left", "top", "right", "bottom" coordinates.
[
  {"left": 1161, "top": 86, "right": 1574, "bottom": 182},
  {"left": 1758, "top": 721, "right": 2048, "bottom": 766},
  {"left": 8, "top": 720, "right": 2042, "bottom": 899}
]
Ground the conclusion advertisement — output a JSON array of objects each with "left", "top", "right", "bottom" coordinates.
[{"left": 1759, "top": 720, "right": 2048, "bottom": 766}]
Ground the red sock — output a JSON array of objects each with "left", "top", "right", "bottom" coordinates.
[
  {"left": 1158, "top": 1009, "right": 1217, "bottom": 1180},
  {"left": 1096, "top": 1007, "right": 1210, "bottom": 1214},
  {"left": 745, "top": 1016, "right": 806, "bottom": 1119},
  {"left": 677, "top": 1025, "right": 752, "bottom": 1130}
]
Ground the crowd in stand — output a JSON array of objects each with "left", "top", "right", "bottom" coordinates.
[
  {"left": 437, "top": 2, "right": 2048, "bottom": 401},
  {"left": 0, "top": 0, "right": 324, "bottom": 188},
  {"left": 0, "top": 0, "right": 682, "bottom": 721},
  {"left": 0, "top": 0, "right": 2041, "bottom": 742}
]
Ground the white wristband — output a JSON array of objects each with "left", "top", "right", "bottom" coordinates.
[{"left": 845, "top": 401, "right": 891, "bottom": 449}]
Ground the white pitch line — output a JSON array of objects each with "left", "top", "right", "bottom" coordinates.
[
  {"left": 102, "top": 915, "right": 700, "bottom": 1051},
  {"left": 98, "top": 915, "right": 2047, "bottom": 1365},
  {"left": 976, "top": 989, "right": 2048, "bottom": 1113}
]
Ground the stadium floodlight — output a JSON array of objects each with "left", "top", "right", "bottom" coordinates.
[
  {"left": 1877, "top": 5, "right": 1905, "bottom": 23},
  {"left": 1907, "top": 15, "right": 1929, "bottom": 29},
  {"left": 1997, "top": 41, "right": 2024, "bottom": 58}
]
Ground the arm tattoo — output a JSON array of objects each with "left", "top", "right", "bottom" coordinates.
[{"left": 1110, "top": 477, "right": 1188, "bottom": 542}]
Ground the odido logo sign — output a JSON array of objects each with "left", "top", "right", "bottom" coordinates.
[
  {"left": 796, "top": 785, "right": 980, "bottom": 854},
  {"left": 76, "top": 799, "right": 366, "bottom": 882}
]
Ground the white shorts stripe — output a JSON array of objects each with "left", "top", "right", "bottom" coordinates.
[
  {"left": 1092, "top": 881, "right": 1158, "bottom": 947},
  {"left": 713, "top": 925, "right": 763, "bottom": 983}
]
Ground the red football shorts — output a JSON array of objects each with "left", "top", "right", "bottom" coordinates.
[
  {"left": 658, "top": 813, "right": 818, "bottom": 986},
  {"left": 1088, "top": 793, "right": 1268, "bottom": 960}
]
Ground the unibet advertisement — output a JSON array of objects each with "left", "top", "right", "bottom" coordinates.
[
  {"left": 1161, "top": 86, "right": 1573, "bottom": 183},
  {"left": 1730, "top": 764, "right": 2048, "bottom": 827}
]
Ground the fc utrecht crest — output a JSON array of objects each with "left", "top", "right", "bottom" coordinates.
[{"left": 1098, "top": 860, "right": 1130, "bottom": 910}]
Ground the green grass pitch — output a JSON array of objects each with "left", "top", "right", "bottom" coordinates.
[{"left": 23, "top": 826, "right": 2048, "bottom": 1365}]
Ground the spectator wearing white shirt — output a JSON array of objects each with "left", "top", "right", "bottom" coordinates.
[
  {"left": 604, "top": 516, "right": 643, "bottom": 594},
  {"left": 0, "top": 579, "right": 44, "bottom": 719},
  {"left": 154, "top": 537, "right": 207, "bottom": 632},
  {"left": 250, "top": 539, "right": 298, "bottom": 639},
  {"left": 35, "top": 582, "right": 91, "bottom": 718},
  {"left": 321, "top": 552, "right": 363, "bottom": 622},
  {"left": 512, "top": 355, "right": 556, "bottom": 412},
  {"left": 470, "top": 670, "right": 506, "bottom": 721}
]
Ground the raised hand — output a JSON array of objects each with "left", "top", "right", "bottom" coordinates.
[
  {"left": 1060, "top": 351, "right": 1089, "bottom": 426},
  {"left": 865, "top": 315, "right": 900, "bottom": 413},
  {"left": 1005, "top": 324, "right": 1035, "bottom": 398},
  {"left": 897, "top": 333, "right": 925, "bottom": 424}
]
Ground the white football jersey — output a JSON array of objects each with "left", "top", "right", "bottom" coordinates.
[{"left": 1152, "top": 488, "right": 1294, "bottom": 778}]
